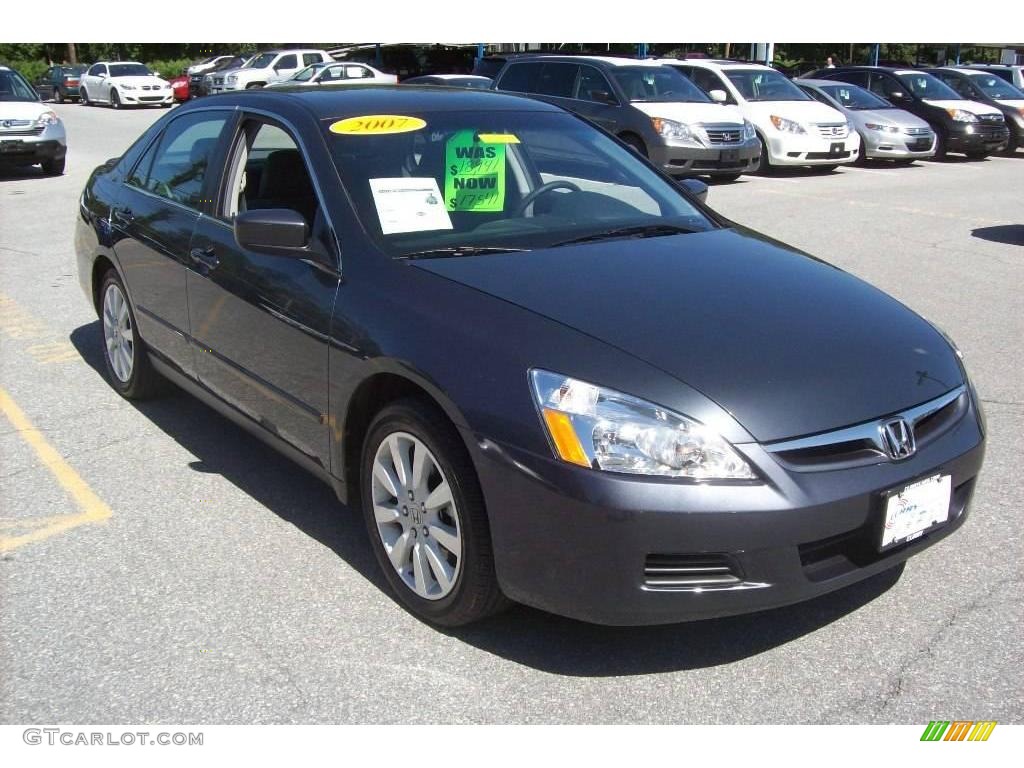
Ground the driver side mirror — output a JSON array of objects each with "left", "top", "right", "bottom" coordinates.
[
  {"left": 678, "top": 178, "right": 708, "bottom": 203},
  {"left": 888, "top": 90, "right": 908, "bottom": 102},
  {"left": 234, "top": 209, "right": 310, "bottom": 255},
  {"left": 708, "top": 88, "right": 728, "bottom": 104}
]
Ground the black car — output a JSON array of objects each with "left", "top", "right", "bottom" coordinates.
[
  {"left": 191, "top": 55, "right": 247, "bottom": 97},
  {"left": 34, "top": 64, "right": 88, "bottom": 103},
  {"left": 401, "top": 75, "right": 494, "bottom": 89},
  {"left": 75, "top": 87, "right": 985, "bottom": 627},
  {"left": 924, "top": 67, "right": 1024, "bottom": 152},
  {"left": 807, "top": 65, "right": 1010, "bottom": 158}
]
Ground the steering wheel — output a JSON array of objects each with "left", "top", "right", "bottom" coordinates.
[{"left": 515, "top": 180, "right": 582, "bottom": 216}]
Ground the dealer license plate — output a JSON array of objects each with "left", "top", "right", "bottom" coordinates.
[{"left": 880, "top": 474, "right": 951, "bottom": 551}]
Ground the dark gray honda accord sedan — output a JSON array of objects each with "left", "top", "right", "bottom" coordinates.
[{"left": 75, "top": 86, "right": 985, "bottom": 626}]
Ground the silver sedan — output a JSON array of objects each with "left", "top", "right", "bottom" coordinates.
[{"left": 797, "top": 78, "right": 936, "bottom": 163}]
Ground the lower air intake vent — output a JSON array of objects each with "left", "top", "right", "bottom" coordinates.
[{"left": 644, "top": 553, "right": 742, "bottom": 589}]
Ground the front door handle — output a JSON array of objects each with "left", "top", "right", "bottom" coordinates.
[
  {"left": 189, "top": 246, "right": 220, "bottom": 271},
  {"left": 111, "top": 208, "right": 134, "bottom": 226}
]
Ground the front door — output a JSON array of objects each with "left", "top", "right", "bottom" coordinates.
[
  {"left": 186, "top": 117, "right": 339, "bottom": 470},
  {"left": 111, "top": 109, "right": 233, "bottom": 378}
]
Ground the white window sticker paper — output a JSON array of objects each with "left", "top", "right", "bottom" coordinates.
[{"left": 369, "top": 177, "right": 453, "bottom": 235}]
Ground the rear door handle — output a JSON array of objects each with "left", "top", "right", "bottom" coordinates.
[{"left": 189, "top": 246, "right": 220, "bottom": 271}]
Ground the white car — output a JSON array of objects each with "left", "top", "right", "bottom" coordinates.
[
  {"left": 187, "top": 55, "right": 235, "bottom": 77},
  {"left": 223, "top": 49, "right": 333, "bottom": 91},
  {"left": 0, "top": 65, "right": 66, "bottom": 175},
  {"left": 79, "top": 62, "right": 173, "bottom": 109},
  {"left": 666, "top": 59, "right": 860, "bottom": 170},
  {"left": 265, "top": 61, "right": 397, "bottom": 89}
]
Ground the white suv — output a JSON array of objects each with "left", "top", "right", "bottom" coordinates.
[
  {"left": 666, "top": 60, "right": 861, "bottom": 170},
  {"left": 0, "top": 65, "right": 67, "bottom": 175},
  {"left": 223, "top": 49, "right": 333, "bottom": 90}
]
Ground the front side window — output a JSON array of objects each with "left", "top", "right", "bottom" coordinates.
[
  {"left": 291, "top": 65, "right": 321, "bottom": 82},
  {"left": 326, "top": 109, "right": 714, "bottom": 258},
  {"left": 246, "top": 53, "right": 277, "bottom": 70},
  {"left": 683, "top": 67, "right": 730, "bottom": 98},
  {"left": 87, "top": 64, "right": 105, "bottom": 77},
  {"left": 933, "top": 73, "right": 975, "bottom": 99},
  {"left": 276, "top": 54, "right": 297, "bottom": 70},
  {"left": 894, "top": 71, "right": 960, "bottom": 100},
  {"left": 127, "top": 111, "right": 230, "bottom": 209},
  {"left": 109, "top": 64, "right": 151, "bottom": 78},
  {"left": 724, "top": 69, "right": 810, "bottom": 101},
  {"left": 497, "top": 62, "right": 542, "bottom": 93},
  {"left": 576, "top": 66, "right": 615, "bottom": 102},
  {"left": 611, "top": 66, "right": 709, "bottom": 103}
]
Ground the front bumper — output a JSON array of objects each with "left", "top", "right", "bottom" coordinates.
[
  {"left": 118, "top": 91, "right": 173, "bottom": 106},
  {"left": 0, "top": 122, "right": 66, "bottom": 166},
  {"left": 466, "top": 395, "right": 984, "bottom": 625},
  {"left": 947, "top": 123, "right": 1009, "bottom": 154},
  {"left": 862, "top": 129, "right": 936, "bottom": 159},
  {"left": 763, "top": 129, "right": 860, "bottom": 166},
  {"left": 649, "top": 136, "right": 761, "bottom": 177}
]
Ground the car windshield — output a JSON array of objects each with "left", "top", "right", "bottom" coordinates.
[
  {"left": 965, "top": 72, "right": 1024, "bottom": 99},
  {"left": 291, "top": 65, "right": 324, "bottom": 82},
  {"left": 61, "top": 66, "right": 87, "bottom": 76},
  {"left": 726, "top": 69, "right": 810, "bottom": 101},
  {"left": 326, "top": 110, "right": 714, "bottom": 258},
  {"left": 0, "top": 70, "right": 39, "bottom": 101},
  {"left": 109, "top": 64, "right": 151, "bottom": 77},
  {"left": 817, "top": 83, "right": 891, "bottom": 110},
  {"left": 246, "top": 53, "right": 277, "bottom": 69},
  {"left": 895, "top": 72, "right": 960, "bottom": 100},
  {"left": 611, "top": 66, "right": 710, "bottom": 103}
]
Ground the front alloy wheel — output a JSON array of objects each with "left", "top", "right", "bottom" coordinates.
[
  {"left": 371, "top": 432, "right": 463, "bottom": 600},
  {"left": 102, "top": 281, "right": 134, "bottom": 382}
]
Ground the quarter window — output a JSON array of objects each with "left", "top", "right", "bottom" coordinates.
[{"left": 127, "top": 111, "right": 230, "bottom": 209}]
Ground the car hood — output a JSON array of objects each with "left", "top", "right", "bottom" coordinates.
[
  {"left": 995, "top": 98, "right": 1024, "bottom": 109},
  {"left": 630, "top": 101, "right": 745, "bottom": 126},
  {"left": 0, "top": 101, "right": 50, "bottom": 120},
  {"left": 850, "top": 108, "right": 932, "bottom": 129},
  {"left": 411, "top": 228, "right": 963, "bottom": 442},
  {"left": 743, "top": 99, "right": 846, "bottom": 126},
  {"left": 921, "top": 98, "right": 1002, "bottom": 117}
]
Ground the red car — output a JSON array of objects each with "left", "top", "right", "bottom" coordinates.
[{"left": 170, "top": 71, "right": 189, "bottom": 101}]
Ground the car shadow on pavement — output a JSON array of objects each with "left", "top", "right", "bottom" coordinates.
[
  {"left": 972, "top": 225, "right": 1024, "bottom": 246},
  {"left": 71, "top": 319, "right": 906, "bottom": 676}
]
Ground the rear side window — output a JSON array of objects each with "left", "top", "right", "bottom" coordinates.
[
  {"left": 302, "top": 53, "right": 322, "bottom": 66},
  {"left": 127, "top": 111, "right": 231, "bottom": 210},
  {"left": 497, "top": 62, "right": 542, "bottom": 93},
  {"left": 535, "top": 63, "right": 578, "bottom": 98}
]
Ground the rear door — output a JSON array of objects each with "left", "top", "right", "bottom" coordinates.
[
  {"left": 185, "top": 116, "right": 339, "bottom": 470},
  {"left": 111, "top": 109, "right": 234, "bottom": 378},
  {"left": 35, "top": 68, "right": 54, "bottom": 99}
]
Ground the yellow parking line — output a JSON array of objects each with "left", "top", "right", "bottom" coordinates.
[{"left": 0, "top": 387, "right": 112, "bottom": 552}]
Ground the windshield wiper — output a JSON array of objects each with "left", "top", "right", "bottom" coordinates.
[
  {"left": 398, "top": 246, "right": 529, "bottom": 260},
  {"left": 552, "top": 223, "right": 701, "bottom": 248}
]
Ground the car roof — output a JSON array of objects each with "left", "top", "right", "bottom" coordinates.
[
  {"left": 506, "top": 55, "right": 667, "bottom": 68},
  {"left": 673, "top": 59, "right": 774, "bottom": 71},
  {"left": 795, "top": 78, "right": 846, "bottom": 88},
  {"left": 203, "top": 84, "right": 563, "bottom": 118},
  {"left": 99, "top": 61, "right": 146, "bottom": 66}
]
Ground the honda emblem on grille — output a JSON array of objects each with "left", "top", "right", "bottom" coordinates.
[
  {"left": 881, "top": 418, "right": 916, "bottom": 460},
  {"left": 2, "top": 120, "right": 11, "bottom": 128}
]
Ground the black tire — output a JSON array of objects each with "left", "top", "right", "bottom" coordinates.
[
  {"left": 41, "top": 155, "right": 65, "bottom": 176},
  {"left": 54, "top": 87, "right": 64, "bottom": 104},
  {"left": 619, "top": 133, "right": 647, "bottom": 158},
  {"left": 932, "top": 132, "right": 947, "bottom": 159},
  {"left": 110, "top": 89, "right": 121, "bottom": 109},
  {"left": 857, "top": 136, "right": 870, "bottom": 165},
  {"left": 359, "top": 398, "right": 509, "bottom": 626},
  {"left": 245, "top": 82, "right": 264, "bottom": 89},
  {"left": 80, "top": 87, "right": 90, "bottom": 106},
  {"left": 893, "top": 159, "right": 916, "bottom": 166},
  {"left": 98, "top": 270, "right": 165, "bottom": 400},
  {"left": 757, "top": 136, "right": 773, "bottom": 174},
  {"left": 813, "top": 164, "right": 839, "bottom": 172},
  {"left": 1003, "top": 136, "right": 1019, "bottom": 153},
  {"left": 966, "top": 150, "right": 988, "bottom": 160},
  {"left": 715, "top": 173, "right": 743, "bottom": 182}
]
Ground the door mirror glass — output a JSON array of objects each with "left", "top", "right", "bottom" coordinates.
[
  {"left": 234, "top": 209, "right": 310, "bottom": 253},
  {"left": 888, "top": 90, "right": 907, "bottom": 102},
  {"left": 678, "top": 178, "right": 708, "bottom": 203},
  {"left": 708, "top": 88, "right": 728, "bottom": 103}
]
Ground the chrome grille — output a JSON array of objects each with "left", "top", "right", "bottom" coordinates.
[
  {"left": 979, "top": 113, "right": 1004, "bottom": 123},
  {"left": 903, "top": 126, "right": 931, "bottom": 136},
  {"left": 815, "top": 122, "right": 849, "bottom": 139},
  {"left": 703, "top": 123, "right": 742, "bottom": 144},
  {"left": 0, "top": 126, "right": 44, "bottom": 137},
  {"left": 0, "top": 119, "right": 33, "bottom": 129},
  {"left": 644, "top": 554, "right": 743, "bottom": 589},
  {"left": 764, "top": 386, "right": 968, "bottom": 472}
]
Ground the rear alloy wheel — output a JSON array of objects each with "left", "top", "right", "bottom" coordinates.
[
  {"left": 360, "top": 399, "right": 508, "bottom": 626},
  {"left": 99, "top": 271, "right": 164, "bottom": 399},
  {"left": 110, "top": 89, "right": 121, "bottom": 109}
]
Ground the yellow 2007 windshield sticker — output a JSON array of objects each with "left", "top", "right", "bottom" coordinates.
[
  {"left": 329, "top": 115, "right": 426, "bottom": 135},
  {"left": 444, "top": 130, "right": 506, "bottom": 213}
]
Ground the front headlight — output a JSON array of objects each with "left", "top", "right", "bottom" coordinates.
[
  {"left": 769, "top": 115, "right": 806, "bottom": 134},
  {"left": 742, "top": 119, "right": 756, "bottom": 140},
  {"left": 227, "top": 75, "right": 237, "bottom": 84},
  {"left": 529, "top": 370, "right": 757, "bottom": 480},
  {"left": 120, "top": 84, "right": 136, "bottom": 90},
  {"left": 946, "top": 109, "right": 978, "bottom": 123},
  {"left": 34, "top": 110, "right": 60, "bottom": 126},
  {"left": 651, "top": 117, "right": 705, "bottom": 146},
  {"left": 864, "top": 122, "right": 899, "bottom": 133}
]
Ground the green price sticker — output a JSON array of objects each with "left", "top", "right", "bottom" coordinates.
[{"left": 444, "top": 130, "right": 506, "bottom": 213}]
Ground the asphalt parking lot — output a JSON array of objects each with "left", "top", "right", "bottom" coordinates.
[{"left": 1, "top": 102, "right": 1022, "bottom": 724}]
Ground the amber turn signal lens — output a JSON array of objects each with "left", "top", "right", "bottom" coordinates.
[{"left": 541, "top": 408, "right": 590, "bottom": 468}]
